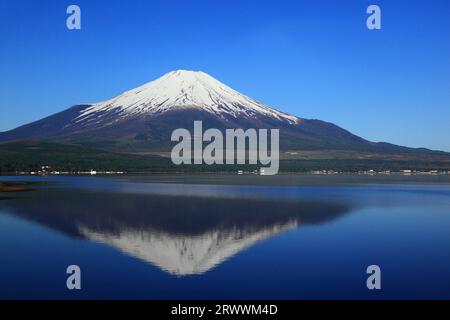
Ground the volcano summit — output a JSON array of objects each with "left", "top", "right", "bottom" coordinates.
[{"left": 0, "top": 70, "right": 445, "bottom": 156}]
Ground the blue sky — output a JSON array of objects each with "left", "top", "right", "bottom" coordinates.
[{"left": 1, "top": 0, "right": 449, "bottom": 151}]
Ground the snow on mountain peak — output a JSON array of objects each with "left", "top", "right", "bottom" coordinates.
[{"left": 76, "top": 70, "right": 299, "bottom": 124}]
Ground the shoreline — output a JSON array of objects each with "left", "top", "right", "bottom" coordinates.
[{"left": 2, "top": 172, "right": 450, "bottom": 187}]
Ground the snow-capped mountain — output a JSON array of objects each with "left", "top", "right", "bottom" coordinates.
[
  {"left": 0, "top": 69, "right": 439, "bottom": 153},
  {"left": 76, "top": 70, "right": 299, "bottom": 126}
]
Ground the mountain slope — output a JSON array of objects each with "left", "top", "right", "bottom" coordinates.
[
  {"left": 0, "top": 70, "right": 445, "bottom": 155},
  {"left": 0, "top": 140, "right": 171, "bottom": 172},
  {"left": 77, "top": 70, "right": 299, "bottom": 124}
]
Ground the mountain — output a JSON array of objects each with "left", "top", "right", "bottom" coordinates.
[
  {"left": 0, "top": 70, "right": 446, "bottom": 155},
  {"left": 79, "top": 221, "right": 299, "bottom": 275},
  {"left": 0, "top": 187, "right": 350, "bottom": 275}
]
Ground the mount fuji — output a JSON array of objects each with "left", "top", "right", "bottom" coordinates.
[{"left": 0, "top": 70, "right": 442, "bottom": 154}]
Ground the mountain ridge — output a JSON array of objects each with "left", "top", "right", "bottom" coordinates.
[{"left": 0, "top": 70, "right": 447, "bottom": 156}]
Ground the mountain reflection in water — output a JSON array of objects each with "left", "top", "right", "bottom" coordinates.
[{"left": 0, "top": 187, "right": 351, "bottom": 275}]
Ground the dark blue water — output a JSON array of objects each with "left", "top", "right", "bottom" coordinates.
[{"left": 0, "top": 175, "right": 449, "bottom": 299}]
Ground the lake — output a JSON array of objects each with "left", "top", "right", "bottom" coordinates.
[{"left": 0, "top": 174, "right": 449, "bottom": 299}]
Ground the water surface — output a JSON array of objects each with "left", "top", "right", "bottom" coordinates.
[{"left": 0, "top": 174, "right": 449, "bottom": 299}]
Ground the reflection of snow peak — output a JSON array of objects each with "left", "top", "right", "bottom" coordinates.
[{"left": 78, "top": 220, "right": 298, "bottom": 275}]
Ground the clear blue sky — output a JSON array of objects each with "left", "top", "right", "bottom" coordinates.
[{"left": 1, "top": 0, "right": 449, "bottom": 151}]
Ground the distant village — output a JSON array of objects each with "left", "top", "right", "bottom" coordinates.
[
  {"left": 9, "top": 165, "right": 450, "bottom": 176},
  {"left": 13, "top": 165, "right": 450, "bottom": 176},
  {"left": 307, "top": 169, "right": 450, "bottom": 176},
  {"left": 239, "top": 168, "right": 450, "bottom": 176},
  {"left": 16, "top": 166, "right": 126, "bottom": 176}
]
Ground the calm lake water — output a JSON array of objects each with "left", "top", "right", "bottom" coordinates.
[{"left": 1, "top": 174, "right": 449, "bottom": 299}]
